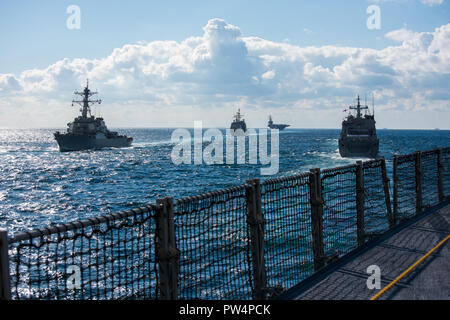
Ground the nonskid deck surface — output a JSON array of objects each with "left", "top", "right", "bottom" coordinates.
[{"left": 288, "top": 203, "right": 450, "bottom": 300}]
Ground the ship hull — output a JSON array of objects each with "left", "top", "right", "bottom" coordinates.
[
  {"left": 230, "top": 121, "right": 247, "bottom": 133},
  {"left": 338, "top": 136, "right": 379, "bottom": 158},
  {"left": 268, "top": 125, "right": 289, "bottom": 130},
  {"left": 54, "top": 133, "right": 132, "bottom": 152}
]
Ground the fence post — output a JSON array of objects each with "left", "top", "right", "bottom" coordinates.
[
  {"left": 437, "top": 148, "right": 444, "bottom": 203},
  {"left": 245, "top": 179, "right": 267, "bottom": 300},
  {"left": 309, "top": 169, "right": 325, "bottom": 271},
  {"left": 381, "top": 158, "right": 394, "bottom": 228},
  {"left": 156, "top": 197, "right": 179, "bottom": 300},
  {"left": 165, "top": 197, "right": 179, "bottom": 300},
  {"left": 356, "top": 161, "right": 365, "bottom": 246},
  {"left": 392, "top": 155, "right": 398, "bottom": 225},
  {"left": 415, "top": 151, "right": 423, "bottom": 215},
  {"left": 0, "top": 230, "right": 11, "bottom": 300}
]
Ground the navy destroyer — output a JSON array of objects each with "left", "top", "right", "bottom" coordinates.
[
  {"left": 338, "top": 95, "right": 379, "bottom": 158},
  {"left": 54, "top": 81, "right": 133, "bottom": 152},
  {"left": 230, "top": 109, "right": 247, "bottom": 133},
  {"left": 268, "top": 115, "right": 290, "bottom": 130}
]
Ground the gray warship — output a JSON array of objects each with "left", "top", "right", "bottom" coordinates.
[
  {"left": 338, "top": 95, "right": 379, "bottom": 158},
  {"left": 230, "top": 109, "right": 247, "bottom": 133},
  {"left": 54, "top": 81, "right": 133, "bottom": 152},
  {"left": 268, "top": 115, "right": 290, "bottom": 130}
]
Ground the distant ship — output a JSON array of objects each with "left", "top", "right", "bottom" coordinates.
[
  {"left": 230, "top": 109, "right": 247, "bottom": 133},
  {"left": 338, "top": 95, "right": 379, "bottom": 158},
  {"left": 54, "top": 80, "right": 133, "bottom": 152},
  {"left": 268, "top": 115, "right": 290, "bottom": 130}
]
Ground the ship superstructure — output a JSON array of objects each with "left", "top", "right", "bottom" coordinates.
[
  {"left": 54, "top": 80, "right": 133, "bottom": 152},
  {"left": 338, "top": 95, "right": 379, "bottom": 158},
  {"left": 230, "top": 109, "right": 247, "bottom": 133}
]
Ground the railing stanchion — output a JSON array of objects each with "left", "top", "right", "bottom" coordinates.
[
  {"left": 356, "top": 161, "right": 365, "bottom": 246},
  {"left": 415, "top": 151, "right": 423, "bottom": 215},
  {"left": 166, "top": 197, "right": 179, "bottom": 300},
  {"left": 309, "top": 169, "right": 325, "bottom": 271},
  {"left": 0, "top": 230, "right": 11, "bottom": 300},
  {"left": 393, "top": 155, "right": 398, "bottom": 225},
  {"left": 381, "top": 157, "right": 394, "bottom": 228},
  {"left": 246, "top": 179, "right": 267, "bottom": 300},
  {"left": 156, "top": 197, "right": 179, "bottom": 300}
]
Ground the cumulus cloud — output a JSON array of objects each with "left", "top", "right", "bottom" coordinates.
[
  {"left": 369, "top": 0, "right": 444, "bottom": 5},
  {"left": 0, "top": 74, "right": 22, "bottom": 92},
  {"left": 0, "top": 18, "right": 449, "bottom": 128},
  {"left": 420, "top": 0, "right": 444, "bottom": 6},
  {"left": 385, "top": 27, "right": 417, "bottom": 42}
]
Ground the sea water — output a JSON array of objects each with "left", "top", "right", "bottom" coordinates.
[{"left": 1, "top": 128, "right": 449, "bottom": 235}]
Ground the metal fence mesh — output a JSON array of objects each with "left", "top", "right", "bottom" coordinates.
[
  {"left": 4, "top": 148, "right": 449, "bottom": 301},
  {"left": 8, "top": 206, "right": 159, "bottom": 300},
  {"left": 260, "top": 173, "right": 314, "bottom": 294},
  {"left": 363, "top": 160, "right": 390, "bottom": 238},
  {"left": 421, "top": 150, "right": 440, "bottom": 209},
  {"left": 321, "top": 165, "right": 358, "bottom": 261},
  {"left": 174, "top": 186, "right": 253, "bottom": 300},
  {"left": 395, "top": 154, "right": 417, "bottom": 222},
  {"left": 442, "top": 147, "right": 450, "bottom": 198}
]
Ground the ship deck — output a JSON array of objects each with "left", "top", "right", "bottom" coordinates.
[{"left": 278, "top": 202, "right": 450, "bottom": 300}]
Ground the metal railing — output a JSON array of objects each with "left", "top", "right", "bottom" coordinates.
[
  {"left": 174, "top": 186, "right": 252, "bottom": 300},
  {"left": 0, "top": 147, "right": 449, "bottom": 300},
  {"left": 3, "top": 206, "right": 159, "bottom": 300},
  {"left": 260, "top": 173, "right": 313, "bottom": 298}
]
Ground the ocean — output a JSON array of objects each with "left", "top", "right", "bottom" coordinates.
[{"left": 1, "top": 128, "right": 449, "bottom": 235}]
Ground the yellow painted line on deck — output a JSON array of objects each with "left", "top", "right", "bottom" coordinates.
[{"left": 370, "top": 234, "right": 450, "bottom": 300}]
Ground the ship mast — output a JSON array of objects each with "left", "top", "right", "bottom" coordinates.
[
  {"left": 372, "top": 93, "right": 375, "bottom": 117},
  {"left": 72, "top": 79, "right": 102, "bottom": 119},
  {"left": 349, "top": 95, "right": 368, "bottom": 118},
  {"left": 235, "top": 109, "right": 243, "bottom": 121}
]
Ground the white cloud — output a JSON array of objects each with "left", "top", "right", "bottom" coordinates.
[
  {"left": 420, "top": 0, "right": 444, "bottom": 6},
  {"left": 385, "top": 27, "right": 417, "bottom": 42},
  {"left": 0, "top": 18, "right": 449, "bottom": 129},
  {"left": 368, "top": 0, "right": 444, "bottom": 5}
]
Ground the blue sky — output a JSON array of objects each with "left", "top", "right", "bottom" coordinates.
[{"left": 0, "top": 0, "right": 449, "bottom": 128}]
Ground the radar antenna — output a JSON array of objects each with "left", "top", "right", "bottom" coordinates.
[
  {"left": 372, "top": 93, "right": 375, "bottom": 117},
  {"left": 234, "top": 109, "right": 243, "bottom": 121},
  {"left": 349, "top": 95, "right": 368, "bottom": 118},
  {"left": 72, "top": 79, "right": 102, "bottom": 118}
]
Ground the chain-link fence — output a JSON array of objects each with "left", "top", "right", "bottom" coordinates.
[
  {"left": 421, "top": 150, "right": 440, "bottom": 209},
  {"left": 260, "top": 173, "right": 313, "bottom": 296},
  {"left": 1, "top": 148, "right": 448, "bottom": 300},
  {"left": 174, "top": 186, "right": 253, "bottom": 300},
  {"left": 362, "top": 160, "right": 391, "bottom": 239},
  {"left": 392, "top": 149, "right": 450, "bottom": 224},
  {"left": 6, "top": 206, "right": 159, "bottom": 300},
  {"left": 320, "top": 165, "right": 358, "bottom": 261},
  {"left": 442, "top": 147, "right": 450, "bottom": 197},
  {"left": 393, "top": 153, "right": 417, "bottom": 222}
]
